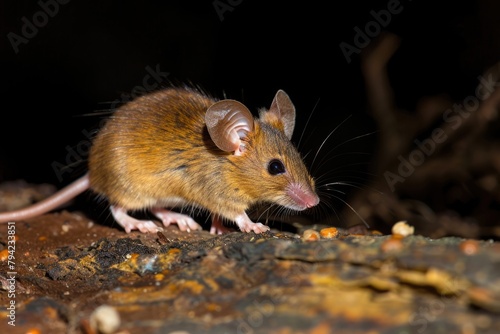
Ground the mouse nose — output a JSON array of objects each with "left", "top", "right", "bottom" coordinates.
[
  {"left": 286, "top": 184, "right": 320, "bottom": 210},
  {"left": 307, "top": 193, "right": 320, "bottom": 208}
]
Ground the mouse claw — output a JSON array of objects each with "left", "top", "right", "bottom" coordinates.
[{"left": 134, "top": 221, "right": 164, "bottom": 233}]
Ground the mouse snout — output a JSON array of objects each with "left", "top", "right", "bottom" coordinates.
[{"left": 286, "top": 183, "right": 320, "bottom": 210}]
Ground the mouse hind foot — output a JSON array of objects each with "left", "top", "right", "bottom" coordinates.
[
  {"left": 110, "top": 205, "right": 163, "bottom": 233},
  {"left": 110, "top": 206, "right": 204, "bottom": 233},
  {"left": 151, "top": 208, "right": 203, "bottom": 232}
]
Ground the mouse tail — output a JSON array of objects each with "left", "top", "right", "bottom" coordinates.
[{"left": 0, "top": 173, "right": 90, "bottom": 223}]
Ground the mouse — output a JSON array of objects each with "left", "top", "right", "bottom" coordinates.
[{"left": 0, "top": 86, "right": 320, "bottom": 234}]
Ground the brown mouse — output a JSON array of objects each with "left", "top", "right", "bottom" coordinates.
[{"left": 0, "top": 86, "right": 319, "bottom": 234}]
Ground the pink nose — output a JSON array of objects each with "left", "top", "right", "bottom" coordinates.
[
  {"left": 287, "top": 184, "right": 319, "bottom": 209},
  {"left": 304, "top": 192, "right": 320, "bottom": 208}
]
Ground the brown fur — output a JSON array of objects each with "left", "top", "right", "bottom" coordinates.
[{"left": 88, "top": 86, "right": 316, "bottom": 222}]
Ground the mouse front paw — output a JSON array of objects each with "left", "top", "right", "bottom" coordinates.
[
  {"left": 244, "top": 222, "right": 270, "bottom": 234},
  {"left": 234, "top": 213, "right": 270, "bottom": 234}
]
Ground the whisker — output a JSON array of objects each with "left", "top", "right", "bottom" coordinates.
[
  {"left": 255, "top": 204, "right": 275, "bottom": 223},
  {"left": 74, "top": 110, "right": 115, "bottom": 117},
  {"left": 315, "top": 192, "right": 341, "bottom": 225},
  {"left": 321, "top": 192, "right": 370, "bottom": 228},
  {"left": 324, "top": 131, "right": 379, "bottom": 155},
  {"left": 312, "top": 130, "right": 378, "bottom": 175},
  {"left": 315, "top": 165, "right": 376, "bottom": 181},
  {"left": 297, "top": 97, "right": 321, "bottom": 149},
  {"left": 315, "top": 151, "right": 372, "bottom": 172},
  {"left": 302, "top": 147, "right": 314, "bottom": 161},
  {"left": 314, "top": 162, "right": 376, "bottom": 187},
  {"left": 308, "top": 190, "right": 343, "bottom": 224},
  {"left": 320, "top": 181, "right": 384, "bottom": 195},
  {"left": 315, "top": 160, "right": 374, "bottom": 176},
  {"left": 310, "top": 114, "right": 353, "bottom": 171}
]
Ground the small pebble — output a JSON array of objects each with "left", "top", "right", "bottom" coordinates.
[
  {"left": 302, "top": 229, "right": 320, "bottom": 241},
  {"left": 25, "top": 329, "right": 41, "bottom": 334},
  {"left": 391, "top": 221, "right": 414, "bottom": 237},
  {"left": 319, "top": 227, "right": 339, "bottom": 239},
  {"left": 90, "top": 305, "right": 121, "bottom": 334},
  {"left": 0, "top": 249, "right": 9, "bottom": 261},
  {"left": 381, "top": 235, "right": 404, "bottom": 252},
  {"left": 459, "top": 239, "right": 480, "bottom": 255}
]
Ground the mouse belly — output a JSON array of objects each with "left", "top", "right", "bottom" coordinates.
[
  {"left": 91, "top": 178, "right": 270, "bottom": 235},
  {"left": 91, "top": 177, "right": 208, "bottom": 233}
]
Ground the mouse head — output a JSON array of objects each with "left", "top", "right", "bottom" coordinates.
[{"left": 206, "top": 90, "right": 319, "bottom": 211}]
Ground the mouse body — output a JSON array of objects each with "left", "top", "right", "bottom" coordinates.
[{"left": 0, "top": 86, "right": 319, "bottom": 234}]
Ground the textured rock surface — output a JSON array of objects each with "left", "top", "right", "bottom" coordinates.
[{"left": 1, "top": 209, "right": 499, "bottom": 334}]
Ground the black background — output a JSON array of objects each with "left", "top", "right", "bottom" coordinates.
[{"left": 1, "top": 0, "right": 499, "bottom": 219}]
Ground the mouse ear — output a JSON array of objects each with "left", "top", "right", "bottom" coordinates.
[
  {"left": 261, "top": 90, "right": 296, "bottom": 140},
  {"left": 206, "top": 99, "right": 254, "bottom": 155}
]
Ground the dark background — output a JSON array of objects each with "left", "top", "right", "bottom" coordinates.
[{"left": 1, "top": 0, "right": 499, "bottom": 225}]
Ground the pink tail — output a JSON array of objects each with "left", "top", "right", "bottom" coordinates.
[{"left": 0, "top": 173, "right": 90, "bottom": 223}]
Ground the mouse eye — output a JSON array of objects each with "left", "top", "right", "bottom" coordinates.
[{"left": 268, "top": 159, "right": 286, "bottom": 175}]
